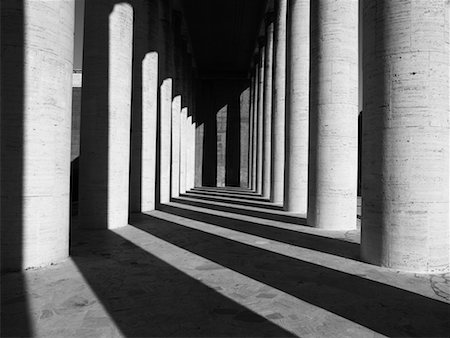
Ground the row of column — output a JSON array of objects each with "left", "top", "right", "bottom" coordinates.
[
  {"left": 1, "top": 0, "right": 197, "bottom": 271},
  {"left": 246, "top": 0, "right": 449, "bottom": 273}
]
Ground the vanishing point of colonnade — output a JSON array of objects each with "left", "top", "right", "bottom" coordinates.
[{"left": 1, "top": 0, "right": 449, "bottom": 275}]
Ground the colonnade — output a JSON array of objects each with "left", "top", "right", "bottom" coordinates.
[
  {"left": 246, "top": 0, "right": 449, "bottom": 273},
  {"left": 1, "top": 0, "right": 449, "bottom": 275},
  {"left": 1, "top": 0, "right": 197, "bottom": 271}
]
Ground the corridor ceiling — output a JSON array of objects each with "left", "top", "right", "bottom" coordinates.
[{"left": 183, "top": 0, "right": 268, "bottom": 79}]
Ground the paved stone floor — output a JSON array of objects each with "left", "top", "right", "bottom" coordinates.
[{"left": 2, "top": 187, "right": 449, "bottom": 337}]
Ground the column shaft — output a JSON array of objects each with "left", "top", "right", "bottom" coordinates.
[
  {"left": 179, "top": 106, "right": 187, "bottom": 194},
  {"left": 217, "top": 105, "right": 227, "bottom": 187},
  {"left": 1, "top": 0, "right": 74, "bottom": 270},
  {"left": 186, "top": 114, "right": 195, "bottom": 190},
  {"left": 256, "top": 46, "right": 265, "bottom": 194},
  {"left": 362, "top": 0, "right": 449, "bottom": 272},
  {"left": 195, "top": 122, "right": 204, "bottom": 187},
  {"left": 159, "top": 2, "right": 173, "bottom": 204},
  {"left": 251, "top": 68, "right": 259, "bottom": 191},
  {"left": 240, "top": 86, "right": 251, "bottom": 188},
  {"left": 248, "top": 75, "right": 255, "bottom": 189},
  {"left": 271, "top": 0, "right": 287, "bottom": 204},
  {"left": 80, "top": 1, "right": 133, "bottom": 229},
  {"left": 307, "top": 0, "right": 358, "bottom": 229},
  {"left": 284, "top": 0, "right": 310, "bottom": 213},
  {"left": 129, "top": 0, "right": 159, "bottom": 212},
  {"left": 171, "top": 95, "right": 181, "bottom": 197},
  {"left": 262, "top": 21, "right": 275, "bottom": 199}
]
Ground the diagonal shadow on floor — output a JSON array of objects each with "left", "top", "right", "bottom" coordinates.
[
  {"left": 130, "top": 213, "right": 450, "bottom": 338},
  {"left": 181, "top": 192, "right": 284, "bottom": 210},
  {"left": 158, "top": 203, "right": 360, "bottom": 260},
  {"left": 172, "top": 197, "right": 305, "bottom": 224},
  {"left": 71, "top": 228, "right": 295, "bottom": 337},
  {"left": 188, "top": 189, "right": 269, "bottom": 201}
]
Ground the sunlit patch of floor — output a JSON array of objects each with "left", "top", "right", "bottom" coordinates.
[{"left": 2, "top": 196, "right": 449, "bottom": 337}]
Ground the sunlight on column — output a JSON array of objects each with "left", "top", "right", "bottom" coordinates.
[
  {"left": 180, "top": 107, "right": 188, "bottom": 194},
  {"left": 141, "top": 51, "right": 158, "bottom": 211},
  {"left": 160, "top": 78, "right": 172, "bottom": 204},
  {"left": 108, "top": 3, "right": 133, "bottom": 228}
]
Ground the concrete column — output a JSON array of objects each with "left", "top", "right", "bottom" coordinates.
[
  {"left": 217, "top": 105, "right": 227, "bottom": 187},
  {"left": 271, "top": 0, "right": 287, "bottom": 204},
  {"left": 240, "top": 87, "right": 251, "bottom": 188},
  {"left": 307, "top": 0, "right": 358, "bottom": 230},
  {"left": 284, "top": 0, "right": 309, "bottom": 213},
  {"left": 256, "top": 44, "right": 265, "bottom": 195},
  {"left": 248, "top": 75, "right": 255, "bottom": 189},
  {"left": 160, "top": 78, "right": 173, "bottom": 203},
  {"left": 195, "top": 121, "right": 204, "bottom": 187},
  {"left": 262, "top": 18, "right": 275, "bottom": 199},
  {"left": 159, "top": 2, "right": 173, "bottom": 204},
  {"left": 1, "top": 0, "right": 74, "bottom": 270},
  {"left": 129, "top": 0, "right": 159, "bottom": 213},
  {"left": 251, "top": 66, "right": 259, "bottom": 191},
  {"left": 179, "top": 106, "right": 187, "bottom": 194},
  {"left": 171, "top": 95, "right": 181, "bottom": 197},
  {"left": 139, "top": 52, "right": 158, "bottom": 210},
  {"left": 191, "top": 116, "right": 197, "bottom": 190},
  {"left": 186, "top": 59, "right": 196, "bottom": 191},
  {"left": 80, "top": 1, "right": 133, "bottom": 229},
  {"left": 186, "top": 114, "right": 195, "bottom": 191},
  {"left": 361, "top": 0, "right": 449, "bottom": 273}
]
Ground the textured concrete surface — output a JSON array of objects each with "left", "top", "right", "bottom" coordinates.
[
  {"left": 248, "top": 76, "right": 255, "bottom": 190},
  {"left": 251, "top": 72, "right": 259, "bottom": 191},
  {"left": 159, "top": 1, "right": 174, "bottom": 204},
  {"left": 79, "top": 1, "right": 133, "bottom": 229},
  {"left": 186, "top": 114, "right": 196, "bottom": 191},
  {"left": 159, "top": 78, "right": 173, "bottom": 204},
  {"left": 171, "top": 95, "right": 181, "bottom": 198},
  {"left": 139, "top": 51, "right": 158, "bottom": 211},
  {"left": 256, "top": 46, "right": 265, "bottom": 194},
  {"left": 195, "top": 123, "right": 204, "bottom": 187},
  {"left": 284, "top": 0, "right": 310, "bottom": 214},
  {"left": 361, "top": 0, "right": 450, "bottom": 272},
  {"left": 216, "top": 106, "right": 227, "bottom": 187},
  {"left": 1, "top": 0, "right": 74, "bottom": 270},
  {"left": 180, "top": 108, "right": 188, "bottom": 195},
  {"left": 308, "top": 0, "right": 358, "bottom": 230},
  {"left": 129, "top": 0, "right": 160, "bottom": 213},
  {"left": 270, "top": 0, "right": 287, "bottom": 204},
  {"left": 2, "top": 188, "right": 449, "bottom": 337},
  {"left": 240, "top": 87, "right": 250, "bottom": 188},
  {"left": 262, "top": 20, "right": 274, "bottom": 199}
]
